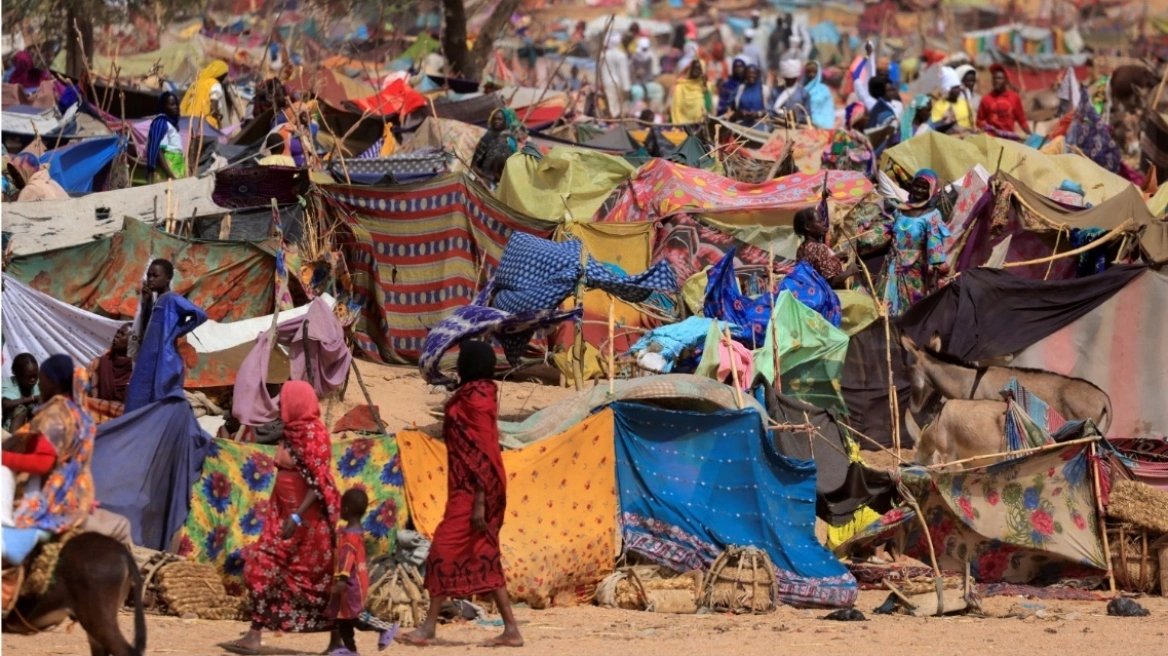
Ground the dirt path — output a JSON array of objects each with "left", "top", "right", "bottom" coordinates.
[{"left": 6, "top": 592, "right": 1165, "bottom": 656}]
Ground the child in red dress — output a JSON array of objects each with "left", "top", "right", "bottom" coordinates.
[{"left": 326, "top": 487, "right": 398, "bottom": 655}]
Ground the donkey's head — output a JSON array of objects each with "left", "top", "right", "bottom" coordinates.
[{"left": 899, "top": 332, "right": 941, "bottom": 414}]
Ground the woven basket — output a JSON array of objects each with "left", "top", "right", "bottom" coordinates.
[
  {"left": 367, "top": 563, "right": 428, "bottom": 628},
  {"left": 595, "top": 566, "right": 702, "bottom": 613},
  {"left": 699, "top": 546, "right": 776, "bottom": 615},
  {"left": 22, "top": 529, "right": 83, "bottom": 598},
  {"left": 1109, "top": 523, "right": 1162, "bottom": 594},
  {"left": 156, "top": 561, "right": 248, "bottom": 620},
  {"left": 1107, "top": 479, "right": 1168, "bottom": 534}
]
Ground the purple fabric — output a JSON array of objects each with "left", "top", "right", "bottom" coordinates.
[{"left": 232, "top": 298, "right": 351, "bottom": 426}]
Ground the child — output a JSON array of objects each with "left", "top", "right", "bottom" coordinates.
[{"left": 327, "top": 488, "right": 398, "bottom": 655}]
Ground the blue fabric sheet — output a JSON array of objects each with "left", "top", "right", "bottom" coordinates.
[
  {"left": 703, "top": 247, "right": 774, "bottom": 345},
  {"left": 778, "top": 260, "right": 842, "bottom": 327},
  {"left": 613, "top": 402, "right": 857, "bottom": 608},
  {"left": 626, "top": 317, "right": 730, "bottom": 373},
  {"left": 125, "top": 292, "right": 207, "bottom": 412},
  {"left": 491, "top": 233, "right": 678, "bottom": 314},
  {"left": 40, "top": 135, "right": 125, "bottom": 194},
  {"left": 92, "top": 398, "right": 210, "bottom": 550}
]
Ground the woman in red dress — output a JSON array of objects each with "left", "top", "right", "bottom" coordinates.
[
  {"left": 224, "top": 380, "right": 341, "bottom": 655},
  {"left": 398, "top": 341, "right": 523, "bottom": 648}
]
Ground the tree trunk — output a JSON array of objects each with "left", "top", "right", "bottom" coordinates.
[
  {"left": 64, "top": 6, "right": 95, "bottom": 80},
  {"left": 441, "top": 0, "right": 523, "bottom": 80}
]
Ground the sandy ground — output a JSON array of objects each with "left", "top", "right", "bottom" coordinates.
[{"left": 5, "top": 360, "right": 1165, "bottom": 654}]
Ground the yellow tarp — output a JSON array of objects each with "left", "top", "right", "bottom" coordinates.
[
  {"left": 1148, "top": 183, "right": 1168, "bottom": 217},
  {"left": 882, "top": 131, "right": 1134, "bottom": 206},
  {"left": 497, "top": 146, "right": 636, "bottom": 223},
  {"left": 397, "top": 409, "right": 618, "bottom": 607}
]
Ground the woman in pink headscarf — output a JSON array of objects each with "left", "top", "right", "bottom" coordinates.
[{"left": 7, "top": 51, "right": 53, "bottom": 89}]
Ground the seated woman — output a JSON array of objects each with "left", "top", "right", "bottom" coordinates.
[
  {"left": 263, "top": 101, "right": 319, "bottom": 168},
  {"left": 144, "top": 92, "right": 186, "bottom": 182},
  {"left": 86, "top": 324, "right": 133, "bottom": 423},
  {"left": 2, "top": 354, "right": 39, "bottom": 433},
  {"left": 852, "top": 169, "right": 952, "bottom": 316},
  {"left": 471, "top": 108, "right": 523, "bottom": 187},
  {"left": 821, "top": 103, "right": 874, "bottom": 176}
]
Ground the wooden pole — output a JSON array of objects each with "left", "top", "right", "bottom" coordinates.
[
  {"left": 769, "top": 244, "right": 781, "bottom": 393},
  {"left": 722, "top": 326, "right": 744, "bottom": 409},
  {"left": 607, "top": 296, "right": 616, "bottom": 396},
  {"left": 571, "top": 243, "right": 589, "bottom": 391},
  {"left": 350, "top": 360, "right": 388, "bottom": 435},
  {"left": 1090, "top": 442, "right": 1118, "bottom": 593},
  {"left": 928, "top": 435, "right": 1103, "bottom": 471}
]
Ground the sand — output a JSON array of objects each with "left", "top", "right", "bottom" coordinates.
[{"left": 4, "top": 360, "right": 1164, "bottom": 654}]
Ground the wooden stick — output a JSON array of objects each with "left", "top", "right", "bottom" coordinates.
[
  {"left": 768, "top": 244, "right": 781, "bottom": 393},
  {"left": 350, "top": 360, "right": 388, "bottom": 434},
  {"left": 903, "top": 484, "right": 942, "bottom": 577},
  {"left": 722, "top": 326, "right": 744, "bottom": 409},
  {"left": 928, "top": 435, "right": 1102, "bottom": 471},
  {"left": 607, "top": 296, "right": 616, "bottom": 396},
  {"left": 1002, "top": 220, "right": 1131, "bottom": 268},
  {"left": 1090, "top": 442, "right": 1118, "bottom": 593},
  {"left": 571, "top": 243, "right": 589, "bottom": 391},
  {"left": 1043, "top": 228, "right": 1063, "bottom": 280},
  {"left": 838, "top": 420, "right": 910, "bottom": 464}
]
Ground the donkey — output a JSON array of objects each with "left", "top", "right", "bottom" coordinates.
[
  {"left": 900, "top": 334, "right": 1112, "bottom": 434},
  {"left": 906, "top": 398, "right": 1008, "bottom": 470},
  {"left": 6, "top": 533, "right": 145, "bottom": 656}
]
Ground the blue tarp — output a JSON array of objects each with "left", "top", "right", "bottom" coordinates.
[
  {"left": 92, "top": 398, "right": 210, "bottom": 550},
  {"left": 40, "top": 135, "right": 125, "bottom": 194},
  {"left": 612, "top": 402, "right": 857, "bottom": 608}
]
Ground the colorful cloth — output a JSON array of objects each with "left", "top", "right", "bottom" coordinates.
[
  {"left": 419, "top": 303, "right": 580, "bottom": 387},
  {"left": 176, "top": 435, "right": 404, "bottom": 595},
  {"left": 778, "top": 260, "right": 842, "bottom": 327},
  {"left": 328, "top": 528, "right": 371, "bottom": 621},
  {"left": 821, "top": 110, "right": 873, "bottom": 176},
  {"left": 11, "top": 368, "right": 96, "bottom": 534},
  {"left": 88, "top": 350, "right": 133, "bottom": 404},
  {"left": 399, "top": 409, "right": 618, "bottom": 606},
  {"left": 125, "top": 292, "right": 207, "bottom": 412},
  {"left": 842, "top": 444, "right": 1107, "bottom": 583},
  {"left": 702, "top": 247, "right": 774, "bottom": 344},
  {"left": 803, "top": 62, "right": 836, "bottom": 130},
  {"left": 180, "top": 60, "right": 228, "bottom": 128},
  {"left": 420, "top": 378, "right": 507, "bottom": 597},
  {"left": 241, "top": 381, "right": 341, "bottom": 632},
  {"left": 612, "top": 402, "right": 857, "bottom": 608},
  {"left": 490, "top": 233, "right": 678, "bottom": 315},
  {"left": 1065, "top": 93, "right": 1121, "bottom": 173},
  {"left": 977, "top": 89, "right": 1028, "bottom": 135},
  {"left": 856, "top": 208, "right": 951, "bottom": 316}
]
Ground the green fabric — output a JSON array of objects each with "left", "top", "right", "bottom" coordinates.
[
  {"left": 402, "top": 33, "right": 441, "bottom": 63},
  {"left": 837, "top": 289, "right": 879, "bottom": 337},
  {"left": 496, "top": 146, "right": 636, "bottom": 222},
  {"left": 699, "top": 216, "right": 802, "bottom": 260},
  {"left": 882, "top": 131, "right": 1132, "bottom": 207},
  {"left": 668, "top": 134, "right": 717, "bottom": 170},
  {"left": 752, "top": 292, "right": 850, "bottom": 412},
  {"left": 161, "top": 149, "right": 187, "bottom": 179}
]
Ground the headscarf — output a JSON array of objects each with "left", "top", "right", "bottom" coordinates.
[
  {"left": 457, "top": 340, "right": 496, "bottom": 387},
  {"left": 677, "top": 41, "right": 700, "bottom": 74},
  {"left": 901, "top": 94, "right": 933, "bottom": 143},
  {"left": 954, "top": 64, "right": 976, "bottom": 86},
  {"left": 672, "top": 60, "right": 711, "bottom": 124},
  {"left": 279, "top": 380, "right": 341, "bottom": 530},
  {"left": 778, "top": 59, "right": 802, "bottom": 80},
  {"left": 1057, "top": 67, "right": 1081, "bottom": 105},
  {"left": 939, "top": 66, "right": 961, "bottom": 94},
  {"left": 96, "top": 342, "right": 134, "bottom": 404},
  {"left": 145, "top": 91, "right": 180, "bottom": 175},
  {"left": 898, "top": 168, "right": 941, "bottom": 210},
  {"left": 41, "top": 354, "right": 75, "bottom": 393},
  {"left": 8, "top": 51, "right": 46, "bottom": 88},
  {"left": 803, "top": 61, "right": 836, "bottom": 129},
  {"left": 845, "top": 102, "right": 867, "bottom": 131},
  {"left": 180, "top": 60, "right": 229, "bottom": 128},
  {"left": 733, "top": 65, "right": 767, "bottom": 113}
]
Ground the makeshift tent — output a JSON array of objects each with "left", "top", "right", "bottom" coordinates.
[
  {"left": 399, "top": 410, "right": 618, "bottom": 607},
  {"left": 840, "top": 442, "right": 1108, "bottom": 584},
  {"left": 5, "top": 217, "right": 275, "bottom": 322},
  {"left": 883, "top": 131, "right": 1131, "bottom": 206},
  {"left": 92, "top": 398, "right": 210, "bottom": 551},
  {"left": 613, "top": 402, "right": 858, "bottom": 608},
  {"left": 400, "top": 117, "right": 484, "bottom": 174},
  {"left": 750, "top": 291, "right": 850, "bottom": 413},
  {"left": 325, "top": 175, "right": 555, "bottom": 362},
  {"left": 496, "top": 146, "right": 637, "bottom": 223},
  {"left": 175, "top": 436, "right": 407, "bottom": 595},
  {"left": 40, "top": 135, "right": 126, "bottom": 194}
]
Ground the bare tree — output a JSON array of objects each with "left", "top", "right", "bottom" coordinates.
[{"left": 442, "top": 0, "right": 523, "bottom": 79}]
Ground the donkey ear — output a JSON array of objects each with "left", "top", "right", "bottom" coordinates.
[
  {"left": 928, "top": 331, "right": 943, "bottom": 352},
  {"left": 900, "top": 332, "right": 919, "bottom": 353}
]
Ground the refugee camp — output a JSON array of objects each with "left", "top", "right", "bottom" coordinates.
[{"left": 1, "top": 0, "right": 1167, "bottom": 654}]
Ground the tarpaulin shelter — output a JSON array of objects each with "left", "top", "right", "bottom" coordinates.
[
  {"left": 348, "top": 77, "right": 426, "bottom": 117},
  {"left": 613, "top": 401, "right": 858, "bottom": 608},
  {"left": 5, "top": 217, "right": 275, "bottom": 322},
  {"left": 883, "top": 131, "right": 1132, "bottom": 206},
  {"left": 496, "top": 146, "right": 637, "bottom": 223},
  {"left": 283, "top": 67, "right": 377, "bottom": 109},
  {"left": 840, "top": 442, "right": 1108, "bottom": 584},
  {"left": 323, "top": 175, "right": 556, "bottom": 362},
  {"left": 40, "top": 135, "right": 126, "bottom": 194}
]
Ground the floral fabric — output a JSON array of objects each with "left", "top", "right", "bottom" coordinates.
[
  {"left": 841, "top": 444, "right": 1106, "bottom": 583},
  {"left": 856, "top": 208, "right": 952, "bottom": 316},
  {"left": 175, "top": 436, "right": 407, "bottom": 596}
]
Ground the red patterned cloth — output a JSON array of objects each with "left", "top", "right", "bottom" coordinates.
[
  {"left": 423, "top": 379, "right": 508, "bottom": 597},
  {"left": 243, "top": 381, "right": 341, "bottom": 632},
  {"left": 328, "top": 528, "right": 370, "bottom": 620}
]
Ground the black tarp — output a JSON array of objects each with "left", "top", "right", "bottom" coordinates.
[
  {"left": 191, "top": 203, "right": 304, "bottom": 243},
  {"left": 899, "top": 265, "right": 1145, "bottom": 361},
  {"left": 839, "top": 321, "right": 916, "bottom": 450},
  {"left": 759, "top": 381, "right": 895, "bottom": 524}
]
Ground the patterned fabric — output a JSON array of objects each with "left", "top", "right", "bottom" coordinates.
[
  {"left": 821, "top": 129, "right": 874, "bottom": 176},
  {"left": 778, "top": 260, "right": 842, "bottom": 327},
  {"left": 400, "top": 118, "right": 485, "bottom": 175},
  {"left": 421, "top": 379, "right": 508, "bottom": 597},
  {"left": 750, "top": 128, "right": 836, "bottom": 173},
  {"left": 418, "top": 303, "right": 580, "bottom": 386},
  {"left": 329, "top": 149, "right": 447, "bottom": 183},
  {"left": 703, "top": 247, "right": 775, "bottom": 344},
  {"left": 490, "top": 233, "right": 678, "bottom": 314},
  {"left": 176, "top": 435, "right": 406, "bottom": 596},
  {"left": 747, "top": 291, "right": 849, "bottom": 413},
  {"left": 1002, "top": 378, "right": 1064, "bottom": 454},
  {"left": 841, "top": 444, "right": 1107, "bottom": 583},
  {"left": 652, "top": 213, "right": 779, "bottom": 288},
  {"left": 11, "top": 371, "right": 96, "bottom": 534},
  {"left": 5, "top": 217, "right": 274, "bottom": 323},
  {"left": 399, "top": 409, "right": 618, "bottom": 606},
  {"left": 1065, "top": 93, "right": 1121, "bottom": 173},
  {"left": 328, "top": 178, "right": 555, "bottom": 362},
  {"left": 855, "top": 208, "right": 952, "bottom": 316},
  {"left": 599, "top": 159, "right": 873, "bottom": 223},
  {"left": 796, "top": 240, "right": 843, "bottom": 281},
  {"left": 613, "top": 403, "right": 857, "bottom": 608}
]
